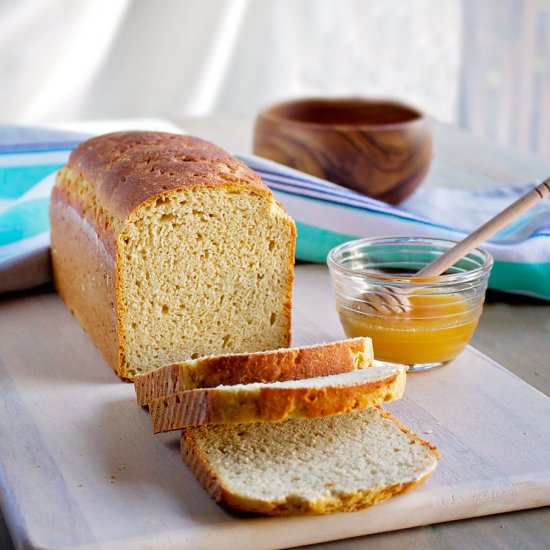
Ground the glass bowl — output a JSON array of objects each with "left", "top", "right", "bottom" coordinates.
[{"left": 327, "top": 237, "right": 494, "bottom": 372}]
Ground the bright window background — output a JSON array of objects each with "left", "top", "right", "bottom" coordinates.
[{"left": 0, "top": 0, "right": 548, "bottom": 158}]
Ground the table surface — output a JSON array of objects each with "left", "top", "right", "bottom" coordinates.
[{"left": 1, "top": 116, "right": 550, "bottom": 550}]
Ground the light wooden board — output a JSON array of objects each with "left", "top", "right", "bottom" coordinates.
[{"left": 1, "top": 264, "right": 549, "bottom": 550}]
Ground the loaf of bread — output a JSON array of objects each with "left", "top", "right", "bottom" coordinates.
[
  {"left": 149, "top": 365, "right": 406, "bottom": 432},
  {"left": 50, "top": 132, "right": 296, "bottom": 379},
  {"left": 134, "top": 337, "right": 373, "bottom": 406},
  {"left": 181, "top": 406, "right": 440, "bottom": 516}
]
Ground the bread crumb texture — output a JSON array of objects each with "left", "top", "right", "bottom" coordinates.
[
  {"left": 181, "top": 407, "right": 440, "bottom": 516},
  {"left": 119, "top": 186, "right": 293, "bottom": 377}
]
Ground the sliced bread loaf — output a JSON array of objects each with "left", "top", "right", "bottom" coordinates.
[
  {"left": 149, "top": 364, "right": 406, "bottom": 432},
  {"left": 134, "top": 337, "right": 373, "bottom": 406},
  {"left": 180, "top": 406, "right": 440, "bottom": 516},
  {"left": 50, "top": 132, "right": 296, "bottom": 380}
]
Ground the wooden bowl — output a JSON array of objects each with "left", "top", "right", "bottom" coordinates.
[{"left": 253, "top": 97, "right": 432, "bottom": 204}]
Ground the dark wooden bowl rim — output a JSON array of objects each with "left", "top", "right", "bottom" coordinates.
[{"left": 258, "top": 97, "right": 427, "bottom": 131}]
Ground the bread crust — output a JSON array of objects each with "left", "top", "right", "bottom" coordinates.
[
  {"left": 150, "top": 368, "right": 405, "bottom": 432},
  {"left": 377, "top": 407, "right": 442, "bottom": 460},
  {"left": 50, "top": 185, "right": 121, "bottom": 368},
  {"left": 180, "top": 406, "right": 440, "bottom": 516},
  {"left": 134, "top": 337, "right": 373, "bottom": 406},
  {"left": 50, "top": 132, "right": 296, "bottom": 379},
  {"left": 67, "top": 132, "right": 271, "bottom": 219}
]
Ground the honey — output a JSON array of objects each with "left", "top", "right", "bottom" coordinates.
[{"left": 338, "top": 292, "right": 481, "bottom": 365}]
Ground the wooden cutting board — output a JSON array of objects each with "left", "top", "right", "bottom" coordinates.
[{"left": 1, "top": 264, "right": 549, "bottom": 550}]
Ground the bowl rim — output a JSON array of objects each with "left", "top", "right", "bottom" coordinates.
[
  {"left": 327, "top": 236, "right": 494, "bottom": 286},
  {"left": 257, "top": 96, "right": 429, "bottom": 131}
]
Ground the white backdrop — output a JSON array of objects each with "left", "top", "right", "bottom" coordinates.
[{"left": 0, "top": 0, "right": 460, "bottom": 124}]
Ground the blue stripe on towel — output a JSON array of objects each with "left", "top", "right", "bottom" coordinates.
[
  {"left": 0, "top": 141, "right": 82, "bottom": 155},
  {"left": 262, "top": 174, "right": 427, "bottom": 220},
  {"left": 272, "top": 187, "right": 458, "bottom": 233}
]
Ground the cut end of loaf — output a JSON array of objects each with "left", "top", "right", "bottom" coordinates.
[
  {"left": 117, "top": 185, "right": 295, "bottom": 379},
  {"left": 180, "top": 407, "right": 440, "bottom": 516}
]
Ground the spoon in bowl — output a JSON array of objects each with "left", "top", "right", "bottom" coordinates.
[{"left": 368, "top": 178, "right": 550, "bottom": 314}]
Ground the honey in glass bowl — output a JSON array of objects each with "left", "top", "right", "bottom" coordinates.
[{"left": 327, "top": 238, "right": 493, "bottom": 371}]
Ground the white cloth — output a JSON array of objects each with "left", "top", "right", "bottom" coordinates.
[{"left": 0, "top": 0, "right": 460, "bottom": 124}]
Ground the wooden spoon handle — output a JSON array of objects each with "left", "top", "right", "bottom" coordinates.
[{"left": 417, "top": 178, "right": 550, "bottom": 277}]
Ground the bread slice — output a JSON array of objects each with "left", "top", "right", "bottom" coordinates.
[
  {"left": 149, "top": 364, "right": 405, "bottom": 432},
  {"left": 134, "top": 337, "right": 373, "bottom": 406},
  {"left": 50, "top": 132, "right": 296, "bottom": 380},
  {"left": 180, "top": 406, "right": 440, "bottom": 516}
]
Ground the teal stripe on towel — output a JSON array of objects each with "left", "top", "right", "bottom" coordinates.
[
  {"left": 295, "top": 221, "right": 356, "bottom": 263},
  {"left": 0, "top": 198, "right": 50, "bottom": 245},
  {"left": 296, "top": 221, "right": 550, "bottom": 300},
  {"left": 0, "top": 164, "right": 63, "bottom": 199},
  {"left": 490, "top": 261, "right": 550, "bottom": 300}
]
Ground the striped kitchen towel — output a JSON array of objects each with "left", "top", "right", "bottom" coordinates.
[
  {"left": 1, "top": 127, "right": 549, "bottom": 299},
  {"left": 239, "top": 154, "right": 550, "bottom": 300},
  {"left": 0, "top": 127, "right": 86, "bottom": 293}
]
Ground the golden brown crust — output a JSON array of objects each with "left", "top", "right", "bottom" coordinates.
[
  {"left": 282, "top": 215, "right": 296, "bottom": 348},
  {"left": 134, "top": 337, "right": 373, "bottom": 406},
  {"left": 150, "top": 369, "right": 404, "bottom": 432},
  {"left": 377, "top": 407, "right": 442, "bottom": 460},
  {"left": 51, "top": 169, "right": 130, "bottom": 378},
  {"left": 67, "top": 132, "right": 270, "bottom": 219},
  {"left": 53, "top": 170, "right": 120, "bottom": 258},
  {"left": 210, "top": 476, "right": 430, "bottom": 516},
  {"left": 50, "top": 185, "right": 121, "bottom": 370},
  {"left": 179, "top": 406, "right": 440, "bottom": 516}
]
